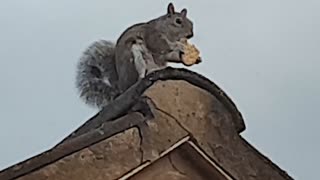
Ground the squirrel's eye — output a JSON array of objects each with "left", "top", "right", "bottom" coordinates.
[{"left": 175, "top": 18, "right": 182, "bottom": 25}]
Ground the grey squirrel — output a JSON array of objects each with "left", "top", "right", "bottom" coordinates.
[{"left": 76, "top": 3, "right": 196, "bottom": 109}]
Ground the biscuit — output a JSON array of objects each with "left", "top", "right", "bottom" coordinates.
[{"left": 180, "top": 38, "right": 201, "bottom": 66}]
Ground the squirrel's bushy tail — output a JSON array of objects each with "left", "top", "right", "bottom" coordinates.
[{"left": 76, "top": 40, "right": 119, "bottom": 109}]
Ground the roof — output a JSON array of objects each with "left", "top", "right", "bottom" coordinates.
[{"left": 0, "top": 67, "right": 293, "bottom": 180}]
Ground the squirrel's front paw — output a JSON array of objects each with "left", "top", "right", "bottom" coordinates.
[
  {"left": 174, "top": 41, "right": 186, "bottom": 57},
  {"left": 177, "top": 41, "right": 186, "bottom": 51}
]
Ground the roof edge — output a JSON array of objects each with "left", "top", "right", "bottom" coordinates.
[
  {"left": 0, "top": 67, "right": 245, "bottom": 180},
  {"left": 239, "top": 136, "right": 293, "bottom": 179}
]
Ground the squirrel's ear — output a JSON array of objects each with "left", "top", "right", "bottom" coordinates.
[
  {"left": 180, "top": 8, "right": 187, "bottom": 17},
  {"left": 167, "top": 3, "right": 175, "bottom": 14}
]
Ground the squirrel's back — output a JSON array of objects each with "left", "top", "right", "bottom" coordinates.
[{"left": 76, "top": 40, "right": 119, "bottom": 109}]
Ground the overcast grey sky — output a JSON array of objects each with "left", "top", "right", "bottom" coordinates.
[{"left": 0, "top": 0, "right": 319, "bottom": 179}]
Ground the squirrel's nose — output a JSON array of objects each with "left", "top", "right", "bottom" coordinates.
[{"left": 186, "top": 31, "right": 193, "bottom": 39}]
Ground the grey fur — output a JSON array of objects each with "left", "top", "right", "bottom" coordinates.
[
  {"left": 76, "top": 3, "right": 194, "bottom": 109},
  {"left": 76, "top": 40, "right": 119, "bottom": 109},
  {"left": 131, "top": 39, "right": 165, "bottom": 78},
  {"left": 115, "top": 3, "right": 194, "bottom": 93},
  {"left": 131, "top": 40, "right": 148, "bottom": 78}
]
